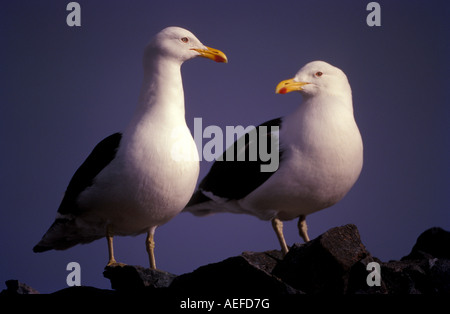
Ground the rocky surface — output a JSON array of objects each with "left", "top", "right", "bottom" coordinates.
[
  {"left": 103, "top": 264, "right": 177, "bottom": 291},
  {"left": 2, "top": 224, "right": 449, "bottom": 295},
  {"left": 0, "top": 280, "right": 40, "bottom": 295},
  {"left": 272, "top": 224, "right": 377, "bottom": 294},
  {"left": 169, "top": 250, "right": 300, "bottom": 295}
]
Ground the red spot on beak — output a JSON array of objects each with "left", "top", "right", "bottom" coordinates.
[
  {"left": 279, "top": 87, "right": 288, "bottom": 94},
  {"left": 214, "top": 55, "right": 226, "bottom": 63}
]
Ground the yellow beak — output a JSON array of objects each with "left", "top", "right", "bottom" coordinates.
[
  {"left": 191, "top": 46, "right": 228, "bottom": 63},
  {"left": 275, "top": 78, "right": 309, "bottom": 94}
]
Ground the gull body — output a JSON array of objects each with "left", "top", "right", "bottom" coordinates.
[
  {"left": 185, "top": 61, "right": 363, "bottom": 254},
  {"left": 34, "top": 27, "right": 228, "bottom": 268}
]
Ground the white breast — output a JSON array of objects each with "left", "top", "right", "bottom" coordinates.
[
  {"left": 77, "top": 122, "right": 199, "bottom": 234},
  {"left": 76, "top": 59, "right": 200, "bottom": 235}
]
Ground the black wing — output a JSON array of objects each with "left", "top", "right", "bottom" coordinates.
[
  {"left": 57, "top": 132, "right": 122, "bottom": 216},
  {"left": 188, "top": 118, "right": 283, "bottom": 205}
]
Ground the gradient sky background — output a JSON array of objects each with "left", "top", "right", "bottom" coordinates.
[{"left": 1, "top": 1, "right": 449, "bottom": 293}]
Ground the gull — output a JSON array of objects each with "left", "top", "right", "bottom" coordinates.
[
  {"left": 185, "top": 61, "right": 363, "bottom": 255},
  {"left": 33, "top": 27, "right": 228, "bottom": 269}
]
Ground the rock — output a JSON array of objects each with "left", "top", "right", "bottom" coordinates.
[
  {"left": 170, "top": 250, "right": 302, "bottom": 295},
  {"left": 273, "top": 224, "right": 374, "bottom": 294},
  {"left": 51, "top": 286, "right": 116, "bottom": 296},
  {"left": 103, "top": 264, "right": 177, "bottom": 291},
  {"left": 378, "top": 227, "right": 450, "bottom": 294},
  {"left": 4, "top": 225, "right": 449, "bottom": 296},
  {"left": 100, "top": 225, "right": 445, "bottom": 295},
  {"left": 346, "top": 255, "right": 388, "bottom": 294},
  {"left": 402, "top": 227, "right": 450, "bottom": 260},
  {"left": 0, "top": 280, "right": 39, "bottom": 295},
  {"left": 241, "top": 250, "right": 284, "bottom": 274}
]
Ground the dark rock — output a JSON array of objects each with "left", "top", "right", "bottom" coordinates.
[
  {"left": 241, "top": 250, "right": 284, "bottom": 274},
  {"left": 381, "top": 252, "right": 450, "bottom": 294},
  {"left": 5, "top": 225, "right": 449, "bottom": 296},
  {"left": 369, "top": 227, "right": 450, "bottom": 294},
  {"left": 0, "top": 280, "right": 39, "bottom": 295},
  {"left": 51, "top": 286, "right": 116, "bottom": 296},
  {"left": 103, "top": 264, "right": 177, "bottom": 290},
  {"left": 380, "top": 259, "right": 425, "bottom": 294},
  {"left": 402, "top": 227, "right": 450, "bottom": 260},
  {"left": 273, "top": 224, "right": 372, "bottom": 294},
  {"left": 426, "top": 257, "right": 450, "bottom": 293},
  {"left": 347, "top": 256, "right": 388, "bottom": 294},
  {"left": 170, "top": 250, "right": 302, "bottom": 295}
]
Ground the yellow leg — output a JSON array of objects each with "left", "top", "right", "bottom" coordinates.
[
  {"left": 146, "top": 226, "right": 157, "bottom": 269},
  {"left": 106, "top": 225, "right": 117, "bottom": 266},
  {"left": 271, "top": 218, "right": 289, "bottom": 256},
  {"left": 298, "top": 215, "right": 310, "bottom": 242}
]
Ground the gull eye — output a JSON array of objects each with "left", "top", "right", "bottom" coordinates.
[
  {"left": 315, "top": 71, "right": 323, "bottom": 77},
  {"left": 181, "top": 37, "right": 189, "bottom": 43}
]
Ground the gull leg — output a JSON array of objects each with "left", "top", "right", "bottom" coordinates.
[
  {"left": 298, "top": 215, "right": 310, "bottom": 242},
  {"left": 146, "top": 226, "right": 157, "bottom": 269},
  {"left": 271, "top": 218, "right": 289, "bottom": 256},
  {"left": 106, "top": 225, "right": 117, "bottom": 266}
]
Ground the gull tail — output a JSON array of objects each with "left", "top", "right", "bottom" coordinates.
[
  {"left": 183, "top": 190, "right": 216, "bottom": 216},
  {"left": 33, "top": 217, "right": 103, "bottom": 252},
  {"left": 183, "top": 190, "right": 245, "bottom": 217}
]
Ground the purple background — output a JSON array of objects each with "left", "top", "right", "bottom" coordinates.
[{"left": 1, "top": 1, "right": 449, "bottom": 293}]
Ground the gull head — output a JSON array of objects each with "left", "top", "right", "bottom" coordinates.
[
  {"left": 144, "top": 26, "right": 227, "bottom": 65},
  {"left": 276, "top": 61, "right": 351, "bottom": 99}
]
